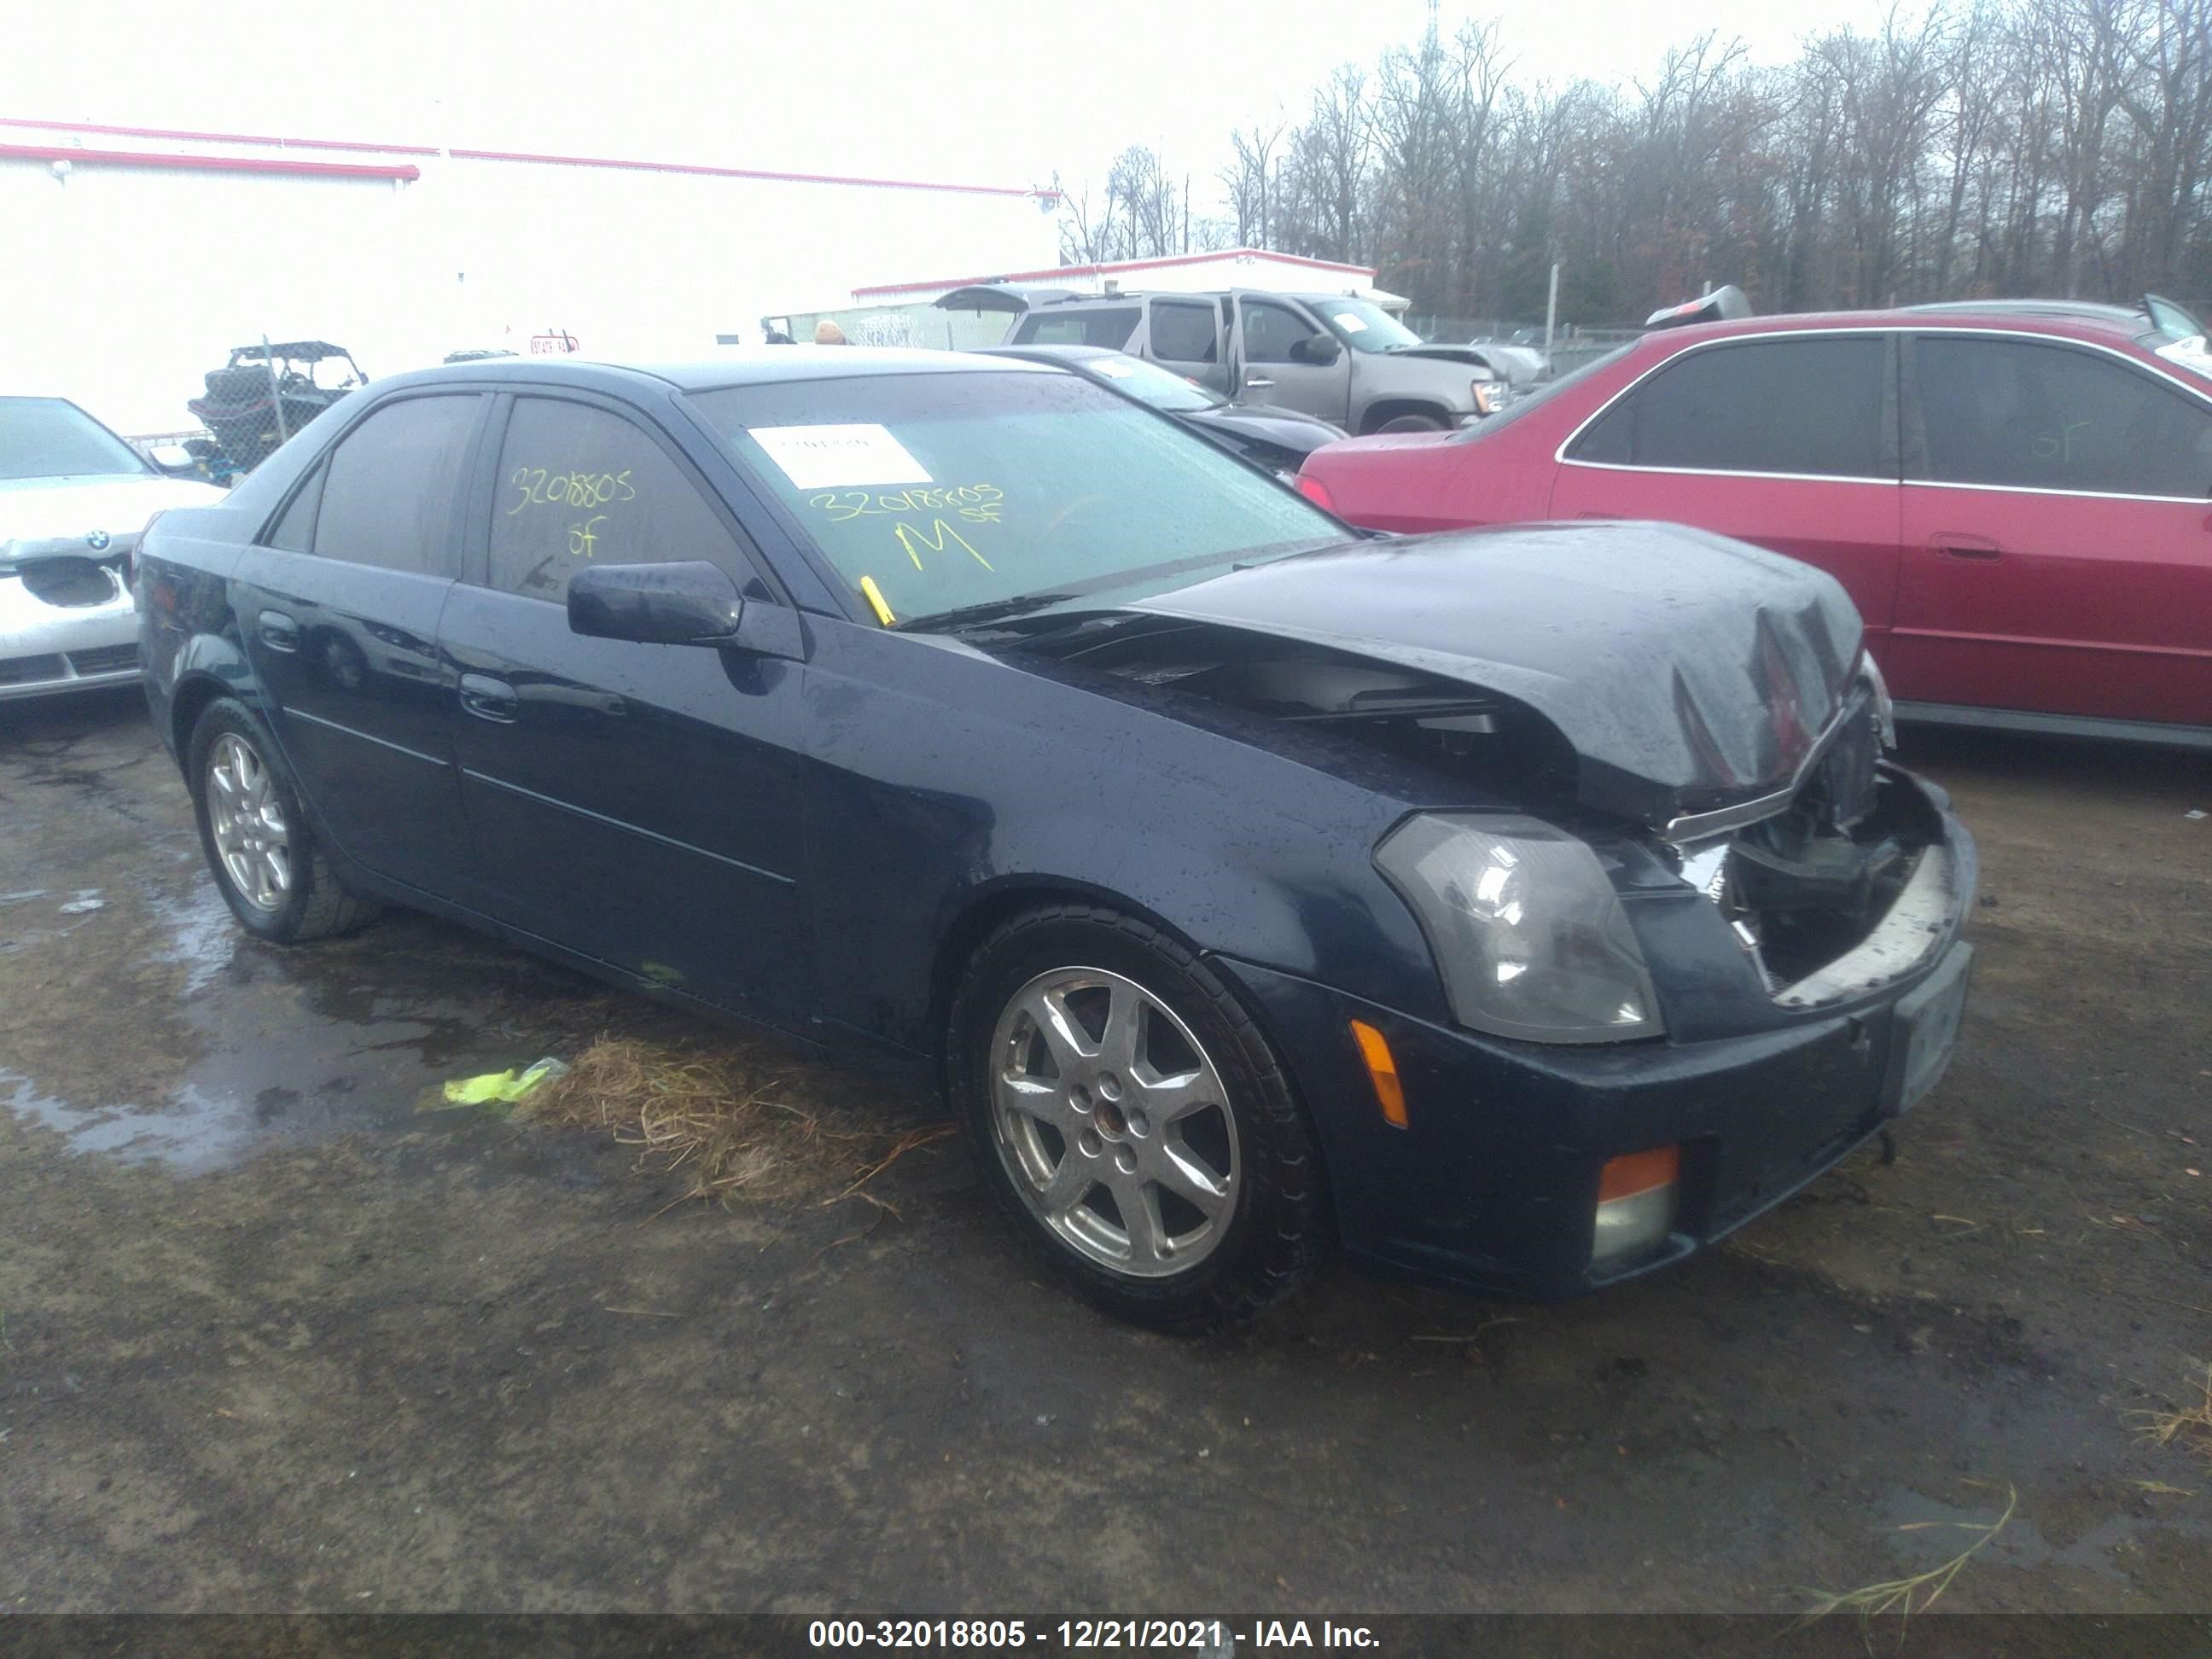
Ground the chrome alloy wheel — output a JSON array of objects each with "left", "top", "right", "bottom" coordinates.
[
  {"left": 988, "top": 966, "right": 1241, "bottom": 1278},
  {"left": 206, "top": 732, "right": 292, "bottom": 912}
]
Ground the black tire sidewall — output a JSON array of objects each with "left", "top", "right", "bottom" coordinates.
[
  {"left": 948, "top": 907, "right": 1325, "bottom": 1330},
  {"left": 187, "top": 699, "right": 323, "bottom": 943}
]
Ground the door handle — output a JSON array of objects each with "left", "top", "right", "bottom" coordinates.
[
  {"left": 457, "top": 672, "right": 520, "bottom": 723},
  {"left": 258, "top": 609, "right": 300, "bottom": 652},
  {"left": 1931, "top": 533, "right": 2003, "bottom": 560},
  {"left": 1243, "top": 376, "right": 1276, "bottom": 390}
]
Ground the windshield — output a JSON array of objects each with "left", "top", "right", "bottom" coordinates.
[
  {"left": 692, "top": 370, "right": 1342, "bottom": 627},
  {"left": 2145, "top": 294, "right": 2206, "bottom": 342},
  {"left": 1312, "top": 299, "right": 1423, "bottom": 354},
  {"left": 1080, "top": 353, "right": 1223, "bottom": 413},
  {"left": 0, "top": 398, "right": 150, "bottom": 482}
]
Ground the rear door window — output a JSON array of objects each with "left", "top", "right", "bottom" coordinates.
[
  {"left": 487, "top": 397, "right": 755, "bottom": 602},
  {"left": 1011, "top": 307, "right": 1140, "bottom": 349},
  {"left": 311, "top": 394, "right": 483, "bottom": 575},
  {"left": 1913, "top": 335, "right": 2212, "bottom": 498},
  {"left": 264, "top": 463, "right": 325, "bottom": 552},
  {"left": 1569, "top": 335, "right": 1888, "bottom": 479},
  {"left": 1150, "top": 300, "right": 1220, "bottom": 364}
]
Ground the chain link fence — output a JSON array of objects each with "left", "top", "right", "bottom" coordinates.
[{"left": 154, "top": 306, "right": 1639, "bottom": 486}]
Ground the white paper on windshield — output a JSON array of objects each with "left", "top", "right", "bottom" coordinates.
[
  {"left": 1091, "top": 358, "right": 1137, "bottom": 378},
  {"left": 1330, "top": 311, "right": 1369, "bottom": 333},
  {"left": 751, "top": 423, "right": 932, "bottom": 489}
]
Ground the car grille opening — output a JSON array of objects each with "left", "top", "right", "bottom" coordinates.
[
  {"left": 0, "top": 654, "right": 69, "bottom": 686},
  {"left": 67, "top": 644, "right": 139, "bottom": 676}
]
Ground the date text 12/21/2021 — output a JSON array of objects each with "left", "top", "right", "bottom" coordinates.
[{"left": 806, "top": 1618, "right": 1382, "bottom": 1650}]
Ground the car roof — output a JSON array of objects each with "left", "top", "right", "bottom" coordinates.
[
  {"left": 374, "top": 346, "right": 1057, "bottom": 395},
  {"left": 1634, "top": 305, "right": 2158, "bottom": 352},
  {"left": 1900, "top": 298, "right": 2145, "bottom": 323},
  {"left": 981, "top": 344, "right": 1115, "bottom": 364}
]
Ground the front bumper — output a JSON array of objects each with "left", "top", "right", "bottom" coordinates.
[
  {"left": 0, "top": 564, "right": 140, "bottom": 700},
  {"left": 1208, "top": 785, "right": 1976, "bottom": 1301}
]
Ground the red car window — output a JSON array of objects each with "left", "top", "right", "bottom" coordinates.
[
  {"left": 1569, "top": 335, "right": 1888, "bottom": 479},
  {"left": 1914, "top": 335, "right": 2212, "bottom": 498}
]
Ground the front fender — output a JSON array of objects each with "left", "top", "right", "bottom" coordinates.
[{"left": 800, "top": 621, "right": 1450, "bottom": 1054}]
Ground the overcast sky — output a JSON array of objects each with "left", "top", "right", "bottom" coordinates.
[{"left": 15, "top": 0, "right": 1899, "bottom": 199}]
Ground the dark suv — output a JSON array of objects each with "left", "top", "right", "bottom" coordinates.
[{"left": 136, "top": 348, "right": 1974, "bottom": 1332}]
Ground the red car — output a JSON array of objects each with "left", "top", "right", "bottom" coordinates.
[{"left": 1297, "top": 297, "right": 2212, "bottom": 745}]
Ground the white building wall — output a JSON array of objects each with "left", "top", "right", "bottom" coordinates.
[
  {"left": 852, "top": 250, "right": 1389, "bottom": 310},
  {"left": 0, "top": 137, "right": 1057, "bottom": 437}
]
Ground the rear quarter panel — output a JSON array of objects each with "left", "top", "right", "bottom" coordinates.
[{"left": 136, "top": 503, "right": 267, "bottom": 759}]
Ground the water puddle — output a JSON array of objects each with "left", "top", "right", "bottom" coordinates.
[
  {"left": 2, "top": 1071, "right": 259, "bottom": 1174},
  {"left": 3, "top": 875, "right": 597, "bottom": 1175},
  {"left": 150, "top": 882, "right": 243, "bottom": 995}
]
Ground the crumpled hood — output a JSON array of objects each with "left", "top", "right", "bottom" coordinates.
[
  {"left": 1, "top": 474, "right": 226, "bottom": 550},
  {"left": 1127, "top": 521, "right": 1865, "bottom": 830},
  {"left": 1388, "top": 345, "right": 1492, "bottom": 368},
  {"left": 1190, "top": 405, "right": 1347, "bottom": 447}
]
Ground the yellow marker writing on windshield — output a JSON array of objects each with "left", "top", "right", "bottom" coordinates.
[{"left": 859, "top": 575, "right": 896, "bottom": 626}]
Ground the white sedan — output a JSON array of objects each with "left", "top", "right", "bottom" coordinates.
[{"left": 2, "top": 397, "right": 225, "bottom": 701}]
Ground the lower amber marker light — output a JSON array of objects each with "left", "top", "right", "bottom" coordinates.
[
  {"left": 1592, "top": 1144, "right": 1681, "bottom": 1269},
  {"left": 1348, "top": 1019, "right": 1408, "bottom": 1128}
]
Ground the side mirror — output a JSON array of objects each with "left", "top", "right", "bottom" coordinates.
[
  {"left": 1289, "top": 333, "right": 1342, "bottom": 366},
  {"left": 148, "top": 444, "right": 199, "bottom": 476},
  {"left": 568, "top": 561, "right": 743, "bottom": 646}
]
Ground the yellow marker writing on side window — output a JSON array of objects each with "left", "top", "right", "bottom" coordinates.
[{"left": 859, "top": 575, "right": 896, "bottom": 626}]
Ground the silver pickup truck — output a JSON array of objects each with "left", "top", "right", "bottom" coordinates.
[{"left": 938, "top": 285, "right": 1503, "bottom": 435}]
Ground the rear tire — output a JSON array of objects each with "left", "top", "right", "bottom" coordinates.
[
  {"left": 187, "top": 698, "right": 381, "bottom": 944},
  {"left": 947, "top": 904, "right": 1329, "bottom": 1333}
]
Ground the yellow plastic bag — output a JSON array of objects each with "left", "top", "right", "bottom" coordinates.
[{"left": 443, "top": 1057, "right": 568, "bottom": 1107}]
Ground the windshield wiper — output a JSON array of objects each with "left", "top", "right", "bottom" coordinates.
[{"left": 898, "top": 591, "right": 1084, "bottom": 633}]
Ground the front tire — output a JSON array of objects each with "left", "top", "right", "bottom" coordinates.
[
  {"left": 187, "top": 698, "right": 379, "bottom": 944},
  {"left": 1373, "top": 411, "right": 1447, "bottom": 434},
  {"left": 947, "top": 904, "right": 1328, "bottom": 1332}
]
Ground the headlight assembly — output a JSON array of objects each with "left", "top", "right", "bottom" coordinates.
[{"left": 1376, "top": 813, "right": 1664, "bottom": 1044}]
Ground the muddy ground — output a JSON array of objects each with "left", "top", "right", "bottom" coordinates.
[{"left": 2, "top": 688, "right": 2207, "bottom": 1617}]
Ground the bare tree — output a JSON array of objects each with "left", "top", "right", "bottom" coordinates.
[{"left": 1056, "top": 0, "right": 2211, "bottom": 323}]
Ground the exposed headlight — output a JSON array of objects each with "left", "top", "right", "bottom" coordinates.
[
  {"left": 1376, "top": 813, "right": 1664, "bottom": 1043},
  {"left": 1859, "top": 649, "right": 1897, "bottom": 748},
  {"left": 1470, "top": 379, "right": 1497, "bottom": 416}
]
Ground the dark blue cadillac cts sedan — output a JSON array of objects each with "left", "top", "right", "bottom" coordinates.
[{"left": 136, "top": 349, "right": 1974, "bottom": 1332}]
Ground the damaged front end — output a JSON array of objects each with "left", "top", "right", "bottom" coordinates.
[
  {"left": 1010, "top": 604, "right": 1960, "bottom": 1024},
  {"left": 0, "top": 550, "right": 142, "bottom": 696},
  {"left": 1668, "top": 669, "right": 1963, "bottom": 1009}
]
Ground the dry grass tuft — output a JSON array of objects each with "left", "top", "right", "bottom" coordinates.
[
  {"left": 519, "top": 1033, "right": 950, "bottom": 1213},
  {"left": 2125, "top": 1361, "right": 2212, "bottom": 1466},
  {"left": 1796, "top": 1481, "right": 2017, "bottom": 1642}
]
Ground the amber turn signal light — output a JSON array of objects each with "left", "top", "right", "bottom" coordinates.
[
  {"left": 1598, "top": 1144, "right": 1680, "bottom": 1202},
  {"left": 1349, "top": 1019, "right": 1408, "bottom": 1128}
]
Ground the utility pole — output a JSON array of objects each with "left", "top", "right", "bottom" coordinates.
[{"left": 1544, "top": 262, "right": 1560, "bottom": 362}]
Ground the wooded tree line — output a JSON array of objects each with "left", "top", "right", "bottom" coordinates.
[{"left": 1056, "top": 0, "right": 2212, "bottom": 326}]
